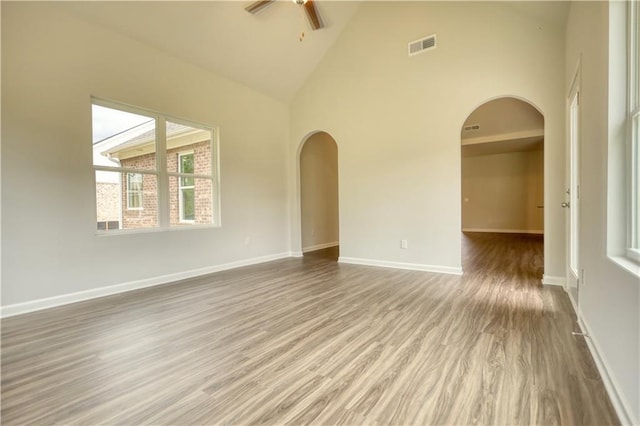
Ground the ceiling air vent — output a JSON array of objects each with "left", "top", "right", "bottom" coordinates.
[
  {"left": 464, "top": 124, "right": 480, "bottom": 131},
  {"left": 408, "top": 34, "right": 437, "bottom": 57}
]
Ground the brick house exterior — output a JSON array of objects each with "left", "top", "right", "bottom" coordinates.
[
  {"left": 166, "top": 142, "right": 213, "bottom": 226},
  {"left": 96, "top": 182, "right": 120, "bottom": 224},
  {"left": 120, "top": 141, "right": 212, "bottom": 228},
  {"left": 94, "top": 122, "right": 213, "bottom": 230}
]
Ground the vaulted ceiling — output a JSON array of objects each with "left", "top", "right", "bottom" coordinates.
[
  {"left": 62, "top": 1, "right": 361, "bottom": 102},
  {"left": 61, "top": 1, "right": 570, "bottom": 103}
]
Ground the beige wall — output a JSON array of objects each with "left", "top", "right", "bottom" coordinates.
[
  {"left": 565, "top": 2, "right": 639, "bottom": 423},
  {"left": 462, "top": 149, "right": 543, "bottom": 233},
  {"left": 300, "top": 132, "right": 339, "bottom": 251},
  {"left": 462, "top": 97, "right": 544, "bottom": 140},
  {"left": 290, "top": 1, "right": 565, "bottom": 274},
  {"left": 2, "top": 2, "right": 290, "bottom": 305}
]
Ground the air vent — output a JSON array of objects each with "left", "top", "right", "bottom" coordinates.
[
  {"left": 463, "top": 124, "right": 480, "bottom": 131},
  {"left": 408, "top": 34, "right": 437, "bottom": 56}
]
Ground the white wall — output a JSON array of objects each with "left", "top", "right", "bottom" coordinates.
[
  {"left": 300, "top": 132, "right": 339, "bottom": 251},
  {"left": 565, "top": 2, "right": 640, "bottom": 423},
  {"left": 1, "top": 3, "right": 290, "bottom": 307},
  {"left": 462, "top": 150, "right": 544, "bottom": 233},
  {"left": 289, "top": 1, "right": 565, "bottom": 275}
]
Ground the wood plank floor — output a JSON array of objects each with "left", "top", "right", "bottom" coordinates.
[{"left": 1, "top": 233, "right": 618, "bottom": 425}]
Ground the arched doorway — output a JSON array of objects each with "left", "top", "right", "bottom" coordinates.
[
  {"left": 460, "top": 97, "right": 545, "bottom": 271},
  {"left": 299, "top": 131, "right": 339, "bottom": 259}
]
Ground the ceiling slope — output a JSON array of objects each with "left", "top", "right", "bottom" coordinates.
[
  {"left": 61, "top": 1, "right": 570, "bottom": 103},
  {"left": 62, "top": 0, "right": 361, "bottom": 102}
]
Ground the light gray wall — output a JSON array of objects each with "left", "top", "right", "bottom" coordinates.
[
  {"left": 565, "top": 2, "right": 639, "bottom": 423},
  {"left": 462, "top": 150, "right": 544, "bottom": 233},
  {"left": 300, "top": 132, "right": 339, "bottom": 251},
  {"left": 1, "top": 3, "right": 290, "bottom": 306},
  {"left": 290, "top": 1, "right": 565, "bottom": 275}
]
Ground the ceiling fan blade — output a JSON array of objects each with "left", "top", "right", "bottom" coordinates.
[
  {"left": 303, "top": 0, "right": 324, "bottom": 30},
  {"left": 245, "top": 0, "right": 275, "bottom": 14}
]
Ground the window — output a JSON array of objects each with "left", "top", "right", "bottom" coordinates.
[
  {"left": 96, "top": 221, "right": 119, "bottom": 231},
  {"left": 178, "top": 152, "right": 195, "bottom": 222},
  {"left": 92, "top": 99, "right": 219, "bottom": 232},
  {"left": 126, "top": 173, "right": 143, "bottom": 210},
  {"left": 167, "top": 120, "right": 215, "bottom": 226},
  {"left": 628, "top": 0, "right": 640, "bottom": 262}
]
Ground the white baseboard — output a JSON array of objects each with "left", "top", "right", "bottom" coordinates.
[
  {"left": 302, "top": 241, "right": 339, "bottom": 253},
  {"left": 571, "top": 302, "right": 637, "bottom": 425},
  {"left": 289, "top": 251, "right": 304, "bottom": 258},
  {"left": 463, "top": 228, "right": 544, "bottom": 235},
  {"left": 541, "top": 274, "right": 566, "bottom": 287},
  {"left": 338, "top": 257, "right": 463, "bottom": 275},
  {"left": 0, "top": 252, "right": 292, "bottom": 318}
]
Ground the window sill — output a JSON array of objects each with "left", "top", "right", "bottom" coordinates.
[
  {"left": 95, "top": 227, "right": 162, "bottom": 237},
  {"left": 95, "top": 224, "right": 219, "bottom": 237},
  {"left": 627, "top": 248, "right": 640, "bottom": 263},
  {"left": 608, "top": 254, "right": 640, "bottom": 279}
]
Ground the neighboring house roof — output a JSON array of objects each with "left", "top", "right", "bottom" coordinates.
[
  {"left": 116, "top": 121, "right": 191, "bottom": 149},
  {"left": 93, "top": 121, "right": 210, "bottom": 162}
]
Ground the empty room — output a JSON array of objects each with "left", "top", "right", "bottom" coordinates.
[{"left": 1, "top": 1, "right": 639, "bottom": 425}]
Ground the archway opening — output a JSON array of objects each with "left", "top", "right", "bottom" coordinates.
[
  {"left": 461, "top": 97, "right": 545, "bottom": 274},
  {"left": 299, "top": 131, "right": 339, "bottom": 260}
]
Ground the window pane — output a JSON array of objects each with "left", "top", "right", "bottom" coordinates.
[
  {"left": 92, "top": 104, "right": 156, "bottom": 171},
  {"left": 634, "top": 0, "right": 640, "bottom": 109},
  {"left": 127, "top": 173, "right": 143, "bottom": 209},
  {"left": 166, "top": 121, "right": 212, "bottom": 176},
  {"left": 182, "top": 188, "right": 195, "bottom": 221},
  {"left": 169, "top": 176, "right": 214, "bottom": 225},
  {"left": 181, "top": 176, "right": 195, "bottom": 187},
  {"left": 95, "top": 171, "right": 158, "bottom": 231},
  {"left": 634, "top": 113, "right": 640, "bottom": 248},
  {"left": 180, "top": 153, "right": 194, "bottom": 174},
  {"left": 96, "top": 170, "right": 121, "bottom": 229}
]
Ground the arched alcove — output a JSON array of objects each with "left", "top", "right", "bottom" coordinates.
[
  {"left": 460, "top": 96, "right": 545, "bottom": 243},
  {"left": 299, "top": 131, "right": 339, "bottom": 259}
]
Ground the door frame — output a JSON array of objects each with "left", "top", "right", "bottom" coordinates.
[
  {"left": 566, "top": 60, "right": 582, "bottom": 308},
  {"left": 296, "top": 131, "right": 340, "bottom": 256},
  {"left": 459, "top": 95, "right": 546, "bottom": 272}
]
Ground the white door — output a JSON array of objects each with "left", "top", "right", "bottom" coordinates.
[{"left": 566, "top": 84, "right": 580, "bottom": 305}]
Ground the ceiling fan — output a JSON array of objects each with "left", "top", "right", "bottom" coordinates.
[{"left": 245, "top": 0, "right": 324, "bottom": 31}]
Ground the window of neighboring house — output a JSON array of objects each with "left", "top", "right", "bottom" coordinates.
[
  {"left": 92, "top": 98, "right": 219, "bottom": 233},
  {"left": 178, "top": 152, "right": 195, "bottom": 222},
  {"left": 126, "top": 173, "right": 143, "bottom": 210},
  {"left": 167, "top": 120, "right": 215, "bottom": 227},
  {"left": 628, "top": 0, "right": 640, "bottom": 262}
]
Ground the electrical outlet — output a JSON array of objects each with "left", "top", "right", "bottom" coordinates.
[
  {"left": 311, "top": 229, "right": 315, "bottom": 237},
  {"left": 244, "top": 236, "right": 251, "bottom": 246},
  {"left": 401, "top": 239, "right": 408, "bottom": 249}
]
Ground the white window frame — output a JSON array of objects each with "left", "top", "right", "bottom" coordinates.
[
  {"left": 627, "top": 0, "right": 640, "bottom": 263},
  {"left": 177, "top": 151, "right": 195, "bottom": 223},
  {"left": 92, "top": 97, "right": 220, "bottom": 234},
  {"left": 126, "top": 172, "right": 144, "bottom": 210}
]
